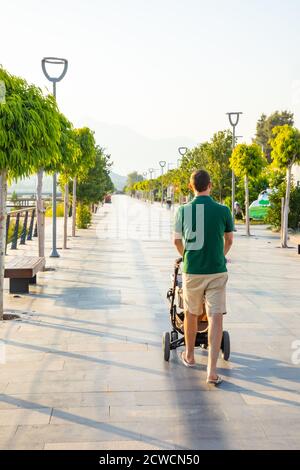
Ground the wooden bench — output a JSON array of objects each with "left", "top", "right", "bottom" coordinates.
[{"left": 4, "top": 257, "right": 46, "bottom": 294}]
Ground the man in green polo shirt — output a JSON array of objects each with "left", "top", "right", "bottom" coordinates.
[{"left": 174, "top": 169, "right": 234, "bottom": 385}]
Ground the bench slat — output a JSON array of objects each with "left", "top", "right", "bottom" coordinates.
[{"left": 4, "top": 257, "right": 45, "bottom": 279}]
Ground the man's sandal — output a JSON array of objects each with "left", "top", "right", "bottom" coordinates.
[
  {"left": 206, "top": 375, "right": 223, "bottom": 385},
  {"left": 180, "top": 351, "right": 196, "bottom": 368}
]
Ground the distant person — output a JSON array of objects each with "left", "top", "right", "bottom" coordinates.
[
  {"left": 166, "top": 198, "right": 172, "bottom": 210},
  {"left": 234, "top": 201, "right": 243, "bottom": 220},
  {"left": 174, "top": 170, "right": 234, "bottom": 385}
]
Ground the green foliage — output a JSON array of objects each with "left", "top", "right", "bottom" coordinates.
[
  {"left": 264, "top": 164, "right": 286, "bottom": 188},
  {"left": 76, "top": 203, "right": 92, "bottom": 229},
  {"left": 125, "top": 171, "right": 144, "bottom": 189},
  {"left": 10, "top": 191, "right": 18, "bottom": 203},
  {"left": 270, "top": 125, "right": 300, "bottom": 169},
  {"left": 230, "top": 143, "right": 267, "bottom": 179},
  {"left": 74, "top": 127, "right": 96, "bottom": 182},
  {"left": 75, "top": 147, "right": 114, "bottom": 204},
  {"left": 45, "top": 203, "right": 65, "bottom": 217},
  {"left": 266, "top": 184, "right": 300, "bottom": 230},
  {"left": 0, "top": 66, "right": 61, "bottom": 179},
  {"left": 206, "top": 130, "right": 232, "bottom": 202},
  {"left": 56, "top": 114, "right": 81, "bottom": 183},
  {"left": 254, "top": 111, "right": 294, "bottom": 162}
]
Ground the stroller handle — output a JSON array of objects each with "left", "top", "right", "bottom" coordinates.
[{"left": 175, "top": 257, "right": 183, "bottom": 267}]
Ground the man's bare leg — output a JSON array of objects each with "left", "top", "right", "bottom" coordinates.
[
  {"left": 184, "top": 312, "right": 198, "bottom": 364},
  {"left": 207, "top": 313, "right": 223, "bottom": 380}
]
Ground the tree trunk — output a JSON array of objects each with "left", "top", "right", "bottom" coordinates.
[
  {"left": 36, "top": 169, "right": 45, "bottom": 259},
  {"left": 72, "top": 177, "right": 77, "bottom": 237},
  {"left": 63, "top": 182, "right": 69, "bottom": 249},
  {"left": 0, "top": 170, "right": 7, "bottom": 321},
  {"left": 245, "top": 174, "right": 250, "bottom": 237},
  {"left": 282, "top": 165, "right": 292, "bottom": 248}
]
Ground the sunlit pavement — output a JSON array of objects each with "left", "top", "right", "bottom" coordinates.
[{"left": 0, "top": 195, "right": 300, "bottom": 450}]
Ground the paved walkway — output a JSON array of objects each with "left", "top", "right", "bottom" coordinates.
[{"left": 0, "top": 195, "right": 300, "bottom": 450}]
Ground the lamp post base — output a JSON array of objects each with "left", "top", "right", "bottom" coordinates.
[{"left": 50, "top": 250, "right": 60, "bottom": 258}]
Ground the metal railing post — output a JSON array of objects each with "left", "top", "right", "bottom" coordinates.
[
  {"left": 11, "top": 212, "right": 20, "bottom": 249},
  {"left": 20, "top": 210, "right": 29, "bottom": 245},
  {"left": 27, "top": 208, "right": 35, "bottom": 241},
  {"left": 5, "top": 213, "right": 10, "bottom": 255}
]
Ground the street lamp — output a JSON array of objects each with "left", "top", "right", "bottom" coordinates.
[
  {"left": 226, "top": 112, "right": 243, "bottom": 230},
  {"left": 142, "top": 172, "right": 148, "bottom": 201},
  {"left": 178, "top": 147, "right": 188, "bottom": 157},
  {"left": 178, "top": 147, "right": 188, "bottom": 204},
  {"left": 41, "top": 57, "right": 68, "bottom": 258},
  {"left": 159, "top": 161, "right": 166, "bottom": 206},
  {"left": 148, "top": 168, "right": 154, "bottom": 203}
]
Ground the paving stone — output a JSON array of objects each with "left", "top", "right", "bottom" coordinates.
[
  {"left": 5, "top": 380, "right": 108, "bottom": 395},
  {"left": 0, "top": 408, "right": 52, "bottom": 425},
  {"left": 241, "top": 390, "right": 300, "bottom": 406},
  {"left": 0, "top": 392, "right": 83, "bottom": 410}
]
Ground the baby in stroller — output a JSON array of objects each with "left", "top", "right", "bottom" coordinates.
[{"left": 164, "top": 257, "right": 230, "bottom": 363}]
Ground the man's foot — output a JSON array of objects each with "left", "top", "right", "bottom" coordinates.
[
  {"left": 180, "top": 351, "right": 196, "bottom": 367},
  {"left": 206, "top": 375, "right": 223, "bottom": 385}
]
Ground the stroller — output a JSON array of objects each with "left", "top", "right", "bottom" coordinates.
[{"left": 163, "top": 257, "right": 230, "bottom": 362}]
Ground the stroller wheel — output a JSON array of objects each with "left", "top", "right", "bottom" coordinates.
[
  {"left": 221, "top": 330, "right": 230, "bottom": 361},
  {"left": 163, "top": 332, "right": 171, "bottom": 362},
  {"left": 171, "top": 331, "right": 178, "bottom": 342}
]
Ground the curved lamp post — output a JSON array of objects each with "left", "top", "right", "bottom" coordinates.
[
  {"left": 41, "top": 57, "right": 68, "bottom": 258},
  {"left": 178, "top": 147, "right": 188, "bottom": 157},
  {"left": 178, "top": 147, "right": 188, "bottom": 204},
  {"left": 159, "top": 161, "right": 166, "bottom": 206},
  {"left": 148, "top": 168, "right": 154, "bottom": 203},
  {"left": 226, "top": 112, "right": 243, "bottom": 231},
  {"left": 142, "top": 172, "right": 148, "bottom": 201}
]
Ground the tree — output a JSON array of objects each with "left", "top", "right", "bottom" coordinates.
[
  {"left": 11, "top": 190, "right": 18, "bottom": 205},
  {"left": 0, "top": 67, "right": 60, "bottom": 319},
  {"left": 126, "top": 172, "right": 143, "bottom": 188},
  {"left": 254, "top": 111, "right": 294, "bottom": 162},
  {"left": 269, "top": 125, "right": 300, "bottom": 247},
  {"left": 57, "top": 115, "right": 81, "bottom": 249},
  {"left": 75, "top": 147, "right": 114, "bottom": 228},
  {"left": 76, "top": 146, "right": 114, "bottom": 205},
  {"left": 206, "top": 130, "right": 232, "bottom": 203},
  {"left": 72, "top": 127, "right": 96, "bottom": 237},
  {"left": 230, "top": 143, "right": 266, "bottom": 236},
  {"left": 266, "top": 184, "right": 300, "bottom": 231}
]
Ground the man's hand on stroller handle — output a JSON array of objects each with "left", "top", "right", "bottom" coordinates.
[{"left": 175, "top": 257, "right": 183, "bottom": 267}]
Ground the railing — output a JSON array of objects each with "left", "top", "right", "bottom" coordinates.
[{"left": 5, "top": 207, "right": 37, "bottom": 254}]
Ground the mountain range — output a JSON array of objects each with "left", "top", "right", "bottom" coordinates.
[{"left": 8, "top": 172, "right": 127, "bottom": 194}]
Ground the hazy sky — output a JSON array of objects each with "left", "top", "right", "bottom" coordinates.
[{"left": 1, "top": 0, "right": 300, "bottom": 174}]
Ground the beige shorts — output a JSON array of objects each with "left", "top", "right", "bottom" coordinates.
[{"left": 182, "top": 272, "right": 228, "bottom": 316}]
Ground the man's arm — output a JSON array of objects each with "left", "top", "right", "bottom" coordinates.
[
  {"left": 174, "top": 237, "right": 184, "bottom": 256},
  {"left": 224, "top": 232, "right": 233, "bottom": 256},
  {"left": 173, "top": 206, "right": 184, "bottom": 256}
]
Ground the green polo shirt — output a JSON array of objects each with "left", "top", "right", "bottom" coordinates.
[{"left": 174, "top": 196, "right": 234, "bottom": 275}]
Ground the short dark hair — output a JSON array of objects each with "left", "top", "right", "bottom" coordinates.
[{"left": 190, "top": 170, "right": 211, "bottom": 192}]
